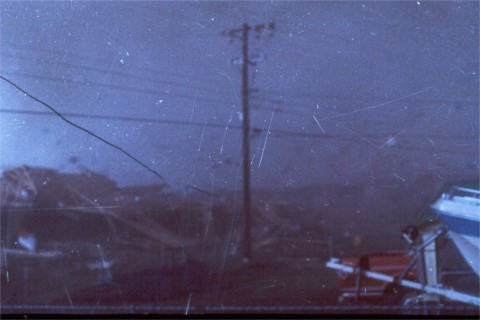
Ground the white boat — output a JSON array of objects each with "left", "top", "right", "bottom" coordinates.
[{"left": 430, "top": 184, "right": 480, "bottom": 277}]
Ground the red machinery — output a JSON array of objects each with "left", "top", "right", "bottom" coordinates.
[{"left": 336, "top": 250, "right": 417, "bottom": 304}]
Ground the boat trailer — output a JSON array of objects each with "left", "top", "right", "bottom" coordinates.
[
  {"left": 326, "top": 225, "right": 480, "bottom": 307},
  {"left": 326, "top": 258, "right": 480, "bottom": 307}
]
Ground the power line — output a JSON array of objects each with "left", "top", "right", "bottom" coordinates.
[
  {"left": 3, "top": 42, "right": 193, "bottom": 80},
  {"left": 5, "top": 52, "right": 475, "bottom": 110},
  {"left": 0, "top": 69, "right": 317, "bottom": 119},
  {"left": 1, "top": 71, "right": 235, "bottom": 107},
  {"left": 0, "top": 75, "right": 166, "bottom": 182},
  {"left": 7, "top": 69, "right": 474, "bottom": 124},
  {"left": 259, "top": 87, "right": 478, "bottom": 106},
  {"left": 1, "top": 109, "right": 476, "bottom": 142},
  {"left": 0, "top": 108, "right": 232, "bottom": 130},
  {"left": 0, "top": 108, "right": 329, "bottom": 140},
  {"left": 4, "top": 57, "right": 473, "bottom": 122},
  {"left": 1, "top": 52, "right": 232, "bottom": 95}
]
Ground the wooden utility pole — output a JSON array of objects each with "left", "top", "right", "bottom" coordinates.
[
  {"left": 241, "top": 23, "right": 252, "bottom": 262},
  {"left": 221, "top": 21, "right": 275, "bottom": 263}
]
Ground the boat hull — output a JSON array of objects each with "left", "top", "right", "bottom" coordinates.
[
  {"left": 431, "top": 187, "right": 480, "bottom": 277},
  {"left": 447, "top": 231, "right": 480, "bottom": 277}
]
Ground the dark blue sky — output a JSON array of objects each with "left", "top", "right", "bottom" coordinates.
[{"left": 1, "top": 1, "right": 478, "bottom": 191}]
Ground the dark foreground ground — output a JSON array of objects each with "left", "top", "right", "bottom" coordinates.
[
  {"left": 1, "top": 175, "right": 478, "bottom": 316},
  {"left": 1, "top": 237, "right": 478, "bottom": 317}
]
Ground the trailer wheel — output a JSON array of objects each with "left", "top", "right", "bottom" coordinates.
[
  {"left": 396, "top": 292, "right": 442, "bottom": 315},
  {"left": 388, "top": 288, "right": 419, "bottom": 313}
]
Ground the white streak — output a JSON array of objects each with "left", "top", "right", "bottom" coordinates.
[
  {"left": 378, "top": 128, "right": 407, "bottom": 149},
  {"left": 197, "top": 123, "right": 206, "bottom": 152},
  {"left": 258, "top": 107, "right": 275, "bottom": 168},
  {"left": 96, "top": 244, "right": 111, "bottom": 282},
  {"left": 252, "top": 114, "right": 269, "bottom": 165},
  {"left": 107, "top": 41, "right": 121, "bottom": 54},
  {"left": 219, "top": 72, "right": 234, "bottom": 81},
  {"left": 64, "top": 284, "right": 73, "bottom": 306},
  {"left": 312, "top": 115, "right": 326, "bottom": 134},
  {"left": 2, "top": 241, "right": 9, "bottom": 282},
  {"left": 337, "top": 124, "right": 380, "bottom": 149},
  {"left": 220, "top": 107, "right": 234, "bottom": 154},
  {"left": 182, "top": 86, "right": 201, "bottom": 135},
  {"left": 189, "top": 123, "right": 206, "bottom": 184},
  {"left": 1, "top": 248, "right": 61, "bottom": 257},
  {"left": 88, "top": 260, "right": 114, "bottom": 270},
  {"left": 321, "top": 87, "right": 434, "bottom": 121},
  {"left": 394, "top": 173, "right": 406, "bottom": 182},
  {"left": 185, "top": 292, "right": 192, "bottom": 315},
  {"left": 261, "top": 284, "right": 276, "bottom": 289}
]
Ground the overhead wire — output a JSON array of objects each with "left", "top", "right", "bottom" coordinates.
[
  {"left": 0, "top": 75, "right": 166, "bottom": 182},
  {"left": 2, "top": 44, "right": 189, "bottom": 80},
  {"left": 5, "top": 67, "right": 476, "bottom": 123},
  {"left": 4, "top": 50, "right": 475, "bottom": 121},
  {"left": 0, "top": 69, "right": 323, "bottom": 119},
  {"left": 0, "top": 109, "right": 235, "bottom": 131},
  {"left": 0, "top": 64, "right": 302, "bottom": 117},
  {"left": 3, "top": 0, "right": 476, "bottom": 106},
  {"left": 0, "top": 108, "right": 327, "bottom": 140},
  {"left": 1, "top": 52, "right": 236, "bottom": 94},
  {"left": 0, "top": 71, "right": 235, "bottom": 107},
  {"left": 1, "top": 73, "right": 477, "bottom": 195},
  {"left": 1, "top": 108, "right": 476, "bottom": 142},
  {"left": 1, "top": 59, "right": 476, "bottom": 144},
  {"left": 1, "top": 72, "right": 476, "bottom": 141},
  {"left": 4, "top": 60, "right": 476, "bottom": 125}
]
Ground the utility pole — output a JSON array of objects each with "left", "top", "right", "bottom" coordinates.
[
  {"left": 241, "top": 23, "right": 252, "bottom": 263},
  {"left": 221, "top": 21, "right": 275, "bottom": 263}
]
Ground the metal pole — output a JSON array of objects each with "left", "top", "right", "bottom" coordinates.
[
  {"left": 241, "top": 23, "right": 252, "bottom": 263},
  {"left": 326, "top": 258, "right": 480, "bottom": 307}
]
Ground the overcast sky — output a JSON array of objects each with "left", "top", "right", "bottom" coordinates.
[{"left": 0, "top": 1, "right": 478, "bottom": 192}]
